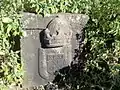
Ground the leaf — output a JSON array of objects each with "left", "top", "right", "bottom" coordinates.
[
  {"left": 7, "top": 24, "right": 12, "bottom": 34},
  {"left": 2, "top": 17, "right": 13, "bottom": 23},
  {"left": 13, "top": 31, "right": 18, "bottom": 36},
  {"left": 0, "top": 51, "right": 5, "bottom": 55},
  {"left": 15, "top": 51, "right": 20, "bottom": 54}
]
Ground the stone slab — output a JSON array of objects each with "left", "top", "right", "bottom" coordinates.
[{"left": 21, "top": 13, "right": 89, "bottom": 88}]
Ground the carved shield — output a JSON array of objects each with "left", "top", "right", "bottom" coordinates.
[{"left": 38, "top": 46, "right": 71, "bottom": 81}]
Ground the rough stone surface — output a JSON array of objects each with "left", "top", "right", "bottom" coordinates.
[{"left": 21, "top": 13, "right": 89, "bottom": 88}]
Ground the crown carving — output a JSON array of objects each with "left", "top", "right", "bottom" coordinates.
[{"left": 41, "top": 16, "right": 72, "bottom": 48}]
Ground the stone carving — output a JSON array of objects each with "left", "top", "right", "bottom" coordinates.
[
  {"left": 38, "top": 46, "right": 71, "bottom": 81},
  {"left": 21, "top": 13, "right": 89, "bottom": 88},
  {"left": 38, "top": 15, "right": 74, "bottom": 81},
  {"left": 40, "top": 16, "right": 72, "bottom": 48}
]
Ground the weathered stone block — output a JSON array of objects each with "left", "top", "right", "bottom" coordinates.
[{"left": 21, "top": 13, "right": 89, "bottom": 88}]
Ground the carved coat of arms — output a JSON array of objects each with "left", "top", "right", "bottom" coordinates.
[{"left": 38, "top": 16, "right": 72, "bottom": 81}]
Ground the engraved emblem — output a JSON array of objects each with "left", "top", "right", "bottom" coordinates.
[
  {"left": 40, "top": 16, "right": 72, "bottom": 48},
  {"left": 38, "top": 48, "right": 66, "bottom": 80},
  {"left": 38, "top": 15, "right": 73, "bottom": 81}
]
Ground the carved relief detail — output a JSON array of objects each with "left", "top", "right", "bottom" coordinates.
[{"left": 40, "top": 16, "right": 72, "bottom": 48}]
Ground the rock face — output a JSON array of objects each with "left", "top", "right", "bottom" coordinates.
[{"left": 21, "top": 13, "right": 89, "bottom": 88}]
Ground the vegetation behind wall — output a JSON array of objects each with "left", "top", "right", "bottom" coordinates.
[{"left": 0, "top": 0, "right": 120, "bottom": 90}]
